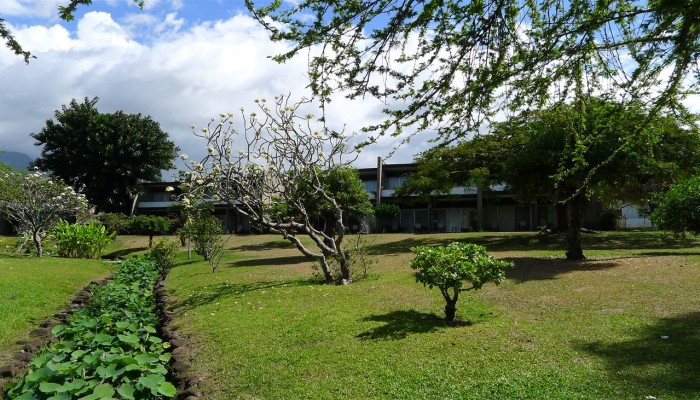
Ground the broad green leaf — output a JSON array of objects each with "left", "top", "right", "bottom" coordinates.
[{"left": 157, "top": 381, "right": 177, "bottom": 397}]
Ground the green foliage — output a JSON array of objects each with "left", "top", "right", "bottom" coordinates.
[
  {"left": 51, "top": 220, "right": 116, "bottom": 259},
  {"left": 410, "top": 242, "right": 513, "bottom": 321},
  {"left": 30, "top": 97, "right": 179, "bottom": 214},
  {"left": 650, "top": 176, "right": 700, "bottom": 236},
  {"left": 189, "top": 216, "right": 225, "bottom": 273},
  {"left": 4, "top": 256, "right": 176, "bottom": 399},
  {"left": 249, "top": 0, "right": 699, "bottom": 147},
  {"left": 373, "top": 204, "right": 399, "bottom": 219},
  {"left": 149, "top": 239, "right": 179, "bottom": 274},
  {"left": 127, "top": 215, "right": 170, "bottom": 248},
  {"left": 97, "top": 212, "right": 130, "bottom": 235}
]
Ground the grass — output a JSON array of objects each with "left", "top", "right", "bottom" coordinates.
[
  {"left": 0, "top": 248, "right": 112, "bottom": 365},
  {"left": 165, "top": 231, "right": 700, "bottom": 399}
]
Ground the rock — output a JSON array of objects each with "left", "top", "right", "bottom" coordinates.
[
  {"left": 20, "top": 338, "right": 44, "bottom": 352},
  {"left": 0, "top": 364, "right": 16, "bottom": 378},
  {"left": 171, "top": 361, "right": 191, "bottom": 375},
  {"left": 29, "top": 328, "right": 52, "bottom": 337},
  {"left": 172, "top": 347, "right": 188, "bottom": 359},
  {"left": 177, "top": 388, "right": 201, "bottom": 399},
  {"left": 38, "top": 320, "right": 53, "bottom": 328},
  {"left": 13, "top": 352, "right": 33, "bottom": 362},
  {"left": 170, "top": 338, "right": 191, "bottom": 349}
]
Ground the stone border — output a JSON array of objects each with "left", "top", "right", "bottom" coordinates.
[{"left": 155, "top": 278, "right": 202, "bottom": 400}]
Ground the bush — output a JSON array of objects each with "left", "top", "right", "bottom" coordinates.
[
  {"left": 410, "top": 242, "right": 513, "bottom": 322},
  {"left": 127, "top": 215, "right": 171, "bottom": 248},
  {"left": 51, "top": 220, "right": 116, "bottom": 259},
  {"left": 96, "top": 212, "right": 130, "bottom": 235},
  {"left": 190, "top": 216, "right": 225, "bottom": 273},
  {"left": 149, "top": 239, "right": 179, "bottom": 274},
  {"left": 650, "top": 176, "right": 700, "bottom": 236}
]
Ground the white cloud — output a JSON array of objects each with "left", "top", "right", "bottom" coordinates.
[
  {"left": 0, "top": 0, "right": 68, "bottom": 19},
  {"left": 0, "top": 10, "right": 405, "bottom": 173}
]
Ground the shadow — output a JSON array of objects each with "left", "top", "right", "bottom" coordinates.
[
  {"left": 102, "top": 247, "right": 147, "bottom": 260},
  {"left": 503, "top": 257, "right": 619, "bottom": 283},
  {"left": 229, "top": 239, "right": 295, "bottom": 252},
  {"left": 367, "top": 232, "right": 700, "bottom": 256},
  {"left": 229, "top": 255, "right": 310, "bottom": 268},
  {"left": 356, "top": 310, "right": 471, "bottom": 341},
  {"left": 170, "top": 278, "right": 319, "bottom": 312},
  {"left": 576, "top": 312, "right": 700, "bottom": 395}
]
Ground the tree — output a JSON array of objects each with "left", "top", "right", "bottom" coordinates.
[
  {"left": 31, "top": 97, "right": 179, "bottom": 214},
  {"left": 410, "top": 242, "right": 512, "bottom": 322},
  {"left": 248, "top": 0, "right": 700, "bottom": 143},
  {"left": 403, "top": 99, "right": 700, "bottom": 259},
  {"left": 189, "top": 216, "right": 226, "bottom": 273},
  {"left": 127, "top": 215, "right": 170, "bottom": 248},
  {"left": 650, "top": 176, "right": 700, "bottom": 236},
  {"left": 181, "top": 94, "right": 373, "bottom": 284},
  {"left": 0, "top": 169, "right": 89, "bottom": 256}
]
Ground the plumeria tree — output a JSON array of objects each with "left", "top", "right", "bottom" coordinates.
[
  {"left": 181, "top": 95, "right": 371, "bottom": 284},
  {"left": 0, "top": 168, "right": 90, "bottom": 256}
]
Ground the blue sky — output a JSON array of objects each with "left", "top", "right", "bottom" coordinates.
[{"left": 0, "top": 0, "right": 426, "bottom": 170}]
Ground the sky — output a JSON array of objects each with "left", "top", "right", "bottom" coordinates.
[{"left": 0, "top": 0, "right": 432, "bottom": 172}]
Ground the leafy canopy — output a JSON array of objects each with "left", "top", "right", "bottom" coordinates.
[
  {"left": 249, "top": 0, "right": 700, "bottom": 145},
  {"left": 31, "top": 97, "right": 179, "bottom": 214},
  {"left": 650, "top": 176, "right": 700, "bottom": 236}
]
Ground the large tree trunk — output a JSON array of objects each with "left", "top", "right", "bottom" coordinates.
[
  {"left": 566, "top": 193, "right": 586, "bottom": 260},
  {"left": 33, "top": 230, "right": 43, "bottom": 257}
]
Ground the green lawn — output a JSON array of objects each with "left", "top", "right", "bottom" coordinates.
[
  {"left": 0, "top": 244, "right": 112, "bottom": 365},
  {"left": 165, "top": 231, "right": 700, "bottom": 399}
]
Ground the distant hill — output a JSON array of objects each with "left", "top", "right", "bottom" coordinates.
[{"left": 0, "top": 151, "right": 33, "bottom": 171}]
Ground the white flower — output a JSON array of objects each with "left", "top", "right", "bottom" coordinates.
[
  {"left": 208, "top": 146, "right": 215, "bottom": 154},
  {"left": 196, "top": 179, "right": 204, "bottom": 185},
  {"left": 180, "top": 154, "right": 189, "bottom": 160},
  {"left": 191, "top": 125, "right": 196, "bottom": 130},
  {"left": 165, "top": 186, "right": 175, "bottom": 192},
  {"left": 212, "top": 194, "right": 221, "bottom": 201}
]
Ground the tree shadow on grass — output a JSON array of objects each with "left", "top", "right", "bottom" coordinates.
[
  {"left": 228, "top": 255, "right": 310, "bottom": 268},
  {"left": 575, "top": 312, "right": 700, "bottom": 396},
  {"left": 503, "top": 257, "right": 619, "bottom": 283},
  {"left": 229, "top": 239, "right": 295, "bottom": 252},
  {"left": 170, "top": 278, "right": 319, "bottom": 312},
  {"left": 366, "top": 232, "right": 700, "bottom": 256},
  {"left": 356, "top": 310, "right": 471, "bottom": 341},
  {"left": 102, "top": 247, "right": 147, "bottom": 260}
]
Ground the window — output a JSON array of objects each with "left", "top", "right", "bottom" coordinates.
[
  {"left": 363, "top": 180, "right": 377, "bottom": 193},
  {"left": 386, "top": 176, "right": 407, "bottom": 189}
]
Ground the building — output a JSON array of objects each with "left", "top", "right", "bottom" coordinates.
[
  {"left": 358, "top": 159, "right": 562, "bottom": 233},
  {"left": 131, "top": 159, "right": 652, "bottom": 234}
]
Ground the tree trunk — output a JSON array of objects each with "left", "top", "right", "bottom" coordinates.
[
  {"left": 148, "top": 235, "right": 154, "bottom": 248},
  {"left": 339, "top": 250, "right": 351, "bottom": 283},
  {"left": 442, "top": 289, "right": 459, "bottom": 322},
  {"left": 33, "top": 231, "right": 42, "bottom": 257},
  {"left": 566, "top": 193, "right": 586, "bottom": 260},
  {"left": 318, "top": 256, "right": 335, "bottom": 284}
]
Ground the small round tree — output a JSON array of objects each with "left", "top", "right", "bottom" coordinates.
[
  {"left": 650, "top": 176, "right": 700, "bottom": 236},
  {"left": 127, "top": 215, "right": 170, "bottom": 248},
  {"left": 410, "top": 242, "right": 513, "bottom": 322}
]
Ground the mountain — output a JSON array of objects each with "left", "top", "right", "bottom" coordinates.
[{"left": 0, "top": 151, "right": 33, "bottom": 171}]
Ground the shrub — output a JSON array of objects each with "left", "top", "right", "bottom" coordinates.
[
  {"left": 650, "top": 176, "right": 700, "bottom": 236},
  {"left": 410, "top": 242, "right": 513, "bottom": 322},
  {"left": 190, "top": 216, "right": 225, "bottom": 273},
  {"left": 127, "top": 215, "right": 171, "bottom": 248},
  {"left": 51, "top": 219, "right": 116, "bottom": 259},
  {"left": 97, "top": 212, "right": 130, "bottom": 235},
  {"left": 149, "top": 239, "right": 179, "bottom": 274}
]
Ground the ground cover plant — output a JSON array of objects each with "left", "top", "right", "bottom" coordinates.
[
  {"left": 4, "top": 256, "right": 176, "bottom": 399},
  {"left": 165, "top": 231, "right": 700, "bottom": 399},
  {"left": 0, "top": 251, "right": 111, "bottom": 366}
]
